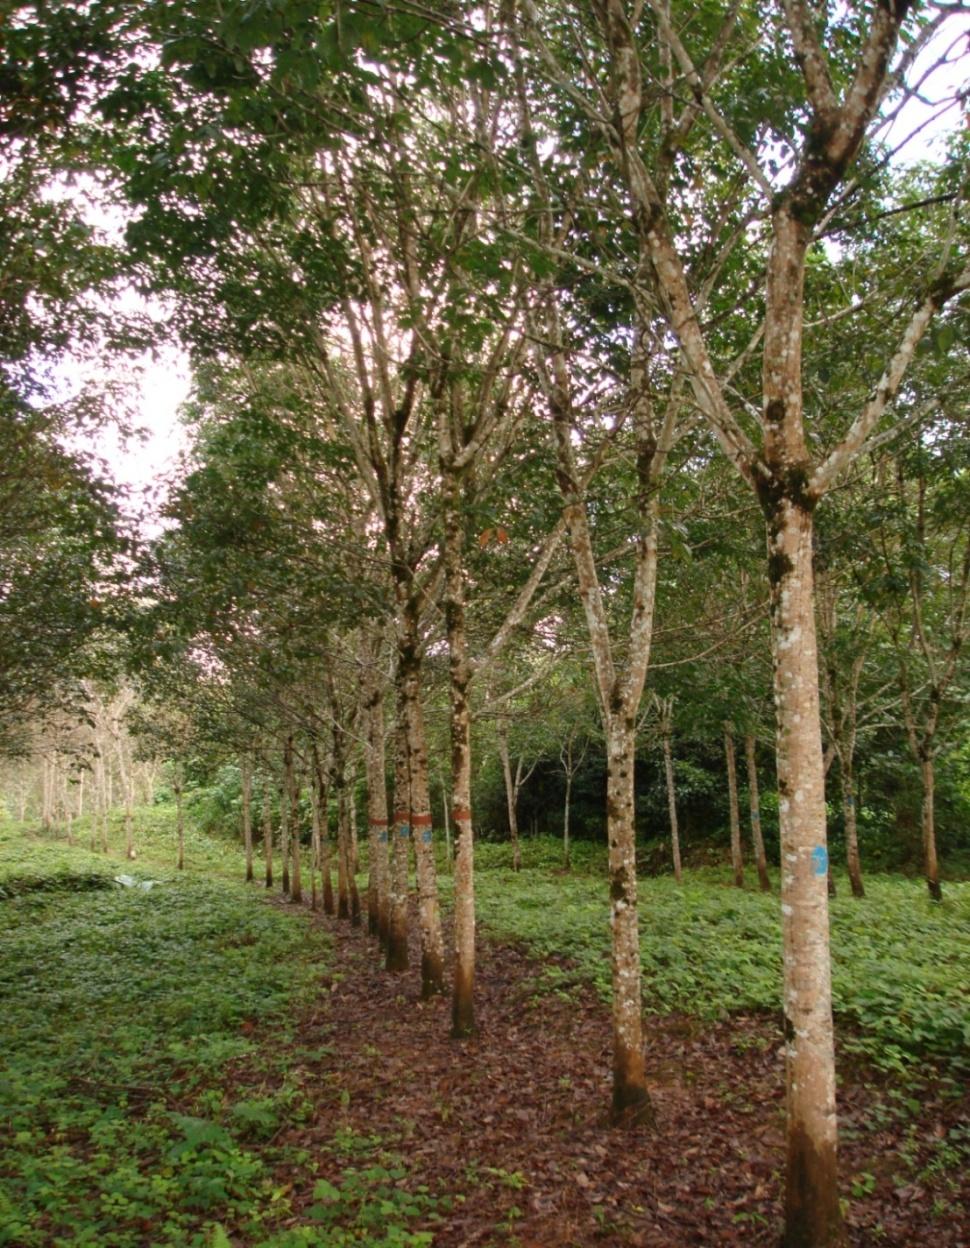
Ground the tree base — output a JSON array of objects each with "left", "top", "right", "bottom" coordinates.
[{"left": 421, "top": 951, "right": 445, "bottom": 999}]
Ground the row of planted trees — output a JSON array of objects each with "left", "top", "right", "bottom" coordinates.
[{"left": 5, "top": 2, "right": 969, "bottom": 1245}]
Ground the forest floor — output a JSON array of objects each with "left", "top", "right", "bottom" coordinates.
[
  {"left": 260, "top": 900, "right": 970, "bottom": 1248},
  {"left": 1, "top": 816, "right": 967, "bottom": 1247}
]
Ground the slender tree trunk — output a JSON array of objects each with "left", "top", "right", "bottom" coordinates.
[
  {"left": 286, "top": 741, "right": 302, "bottom": 905},
  {"left": 401, "top": 655, "right": 445, "bottom": 997},
  {"left": 336, "top": 779, "right": 350, "bottom": 920},
  {"left": 386, "top": 710, "right": 410, "bottom": 972},
  {"left": 606, "top": 718, "right": 654, "bottom": 1125},
  {"left": 841, "top": 764, "right": 864, "bottom": 899},
  {"left": 241, "top": 756, "right": 254, "bottom": 883},
  {"left": 348, "top": 767, "right": 360, "bottom": 876},
  {"left": 309, "top": 773, "right": 321, "bottom": 912},
  {"left": 442, "top": 465, "right": 475, "bottom": 1034},
  {"left": 661, "top": 732, "right": 682, "bottom": 883},
  {"left": 724, "top": 725, "right": 744, "bottom": 887},
  {"left": 262, "top": 782, "right": 273, "bottom": 889},
  {"left": 563, "top": 769, "right": 573, "bottom": 870},
  {"left": 363, "top": 657, "right": 391, "bottom": 942},
  {"left": 768, "top": 500, "right": 843, "bottom": 1248},
  {"left": 498, "top": 721, "right": 521, "bottom": 872},
  {"left": 919, "top": 753, "right": 942, "bottom": 901},
  {"left": 279, "top": 780, "right": 290, "bottom": 897},
  {"left": 745, "top": 735, "right": 771, "bottom": 891},
  {"left": 315, "top": 763, "right": 335, "bottom": 916}
]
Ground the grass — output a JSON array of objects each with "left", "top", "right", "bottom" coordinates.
[
  {"left": 0, "top": 814, "right": 441, "bottom": 1247},
  {"left": 461, "top": 840, "right": 970, "bottom": 1076}
]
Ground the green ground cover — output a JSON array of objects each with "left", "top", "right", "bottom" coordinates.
[
  {"left": 0, "top": 820, "right": 438, "bottom": 1247},
  {"left": 463, "top": 842, "right": 970, "bottom": 1076}
]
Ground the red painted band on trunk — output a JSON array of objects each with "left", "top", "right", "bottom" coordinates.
[
  {"left": 452, "top": 808, "right": 472, "bottom": 822},
  {"left": 393, "top": 810, "right": 408, "bottom": 822},
  {"left": 411, "top": 813, "right": 433, "bottom": 827},
  {"left": 370, "top": 819, "right": 390, "bottom": 827}
]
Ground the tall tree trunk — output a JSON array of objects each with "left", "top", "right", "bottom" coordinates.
[
  {"left": 241, "top": 755, "right": 254, "bottom": 883},
  {"left": 841, "top": 764, "right": 864, "bottom": 899},
  {"left": 745, "top": 735, "right": 771, "bottom": 892},
  {"left": 563, "top": 769, "right": 573, "bottom": 871},
  {"left": 768, "top": 499, "right": 842, "bottom": 1248},
  {"left": 442, "top": 464, "right": 475, "bottom": 1034},
  {"left": 919, "top": 753, "right": 942, "bottom": 901},
  {"left": 309, "top": 770, "right": 321, "bottom": 912},
  {"left": 401, "top": 654, "right": 445, "bottom": 997},
  {"left": 279, "top": 779, "right": 290, "bottom": 897},
  {"left": 661, "top": 732, "right": 682, "bottom": 883},
  {"left": 362, "top": 662, "right": 390, "bottom": 941},
  {"left": 285, "top": 739, "right": 302, "bottom": 904},
  {"left": 386, "top": 711, "right": 410, "bottom": 972},
  {"left": 262, "top": 782, "right": 274, "bottom": 889},
  {"left": 724, "top": 725, "right": 745, "bottom": 887},
  {"left": 313, "top": 758, "right": 335, "bottom": 916},
  {"left": 606, "top": 718, "right": 654, "bottom": 1125},
  {"left": 336, "top": 778, "right": 350, "bottom": 920},
  {"left": 348, "top": 767, "right": 360, "bottom": 876},
  {"left": 497, "top": 720, "right": 521, "bottom": 872}
]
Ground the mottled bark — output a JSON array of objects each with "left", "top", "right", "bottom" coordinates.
[
  {"left": 606, "top": 719, "right": 654, "bottom": 1125},
  {"left": 285, "top": 739, "right": 302, "bottom": 905},
  {"left": 401, "top": 655, "right": 445, "bottom": 997},
  {"left": 386, "top": 712, "right": 410, "bottom": 973},
  {"left": 442, "top": 465, "right": 476, "bottom": 1035},
  {"left": 841, "top": 768, "right": 864, "bottom": 899},
  {"left": 262, "top": 782, "right": 273, "bottom": 889},
  {"left": 279, "top": 780, "right": 290, "bottom": 897},
  {"left": 769, "top": 500, "right": 842, "bottom": 1248},
  {"left": 336, "top": 780, "right": 350, "bottom": 920},
  {"left": 661, "top": 731, "right": 682, "bottom": 884},
  {"left": 745, "top": 735, "right": 771, "bottom": 892},
  {"left": 920, "top": 755, "right": 941, "bottom": 902},
  {"left": 362, "top": 657, "right": 391, "bottom": 940},
  {"left": 724, "top": 725, "right": 744, "bottom": 887},
  {"left": 497, "top": 719, "right": 522, "bottom": 872}
]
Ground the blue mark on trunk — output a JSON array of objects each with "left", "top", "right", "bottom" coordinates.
[{"left": 812, "top": 844, "right": 828, "bottom": 876}]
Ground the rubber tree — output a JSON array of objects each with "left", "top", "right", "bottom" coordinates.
[{"left": 514, "top": 0, "right": 968, "bottom": 1239}]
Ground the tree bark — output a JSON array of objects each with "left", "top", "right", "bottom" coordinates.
[
  {"left": 262, "top": 781, "right": 273, "bottom": 889},
  {"left": 442, "top": 466, "right": 476, "bottom": 1035},
  {"left": 285, "top": 739, "right": 302, "bottom": 905},
  {"left": 841, "top": 765, "right": 864, "bottom": 899},
  {"left": 724, "top": 725, "right": 745, "bottom": 888},
  {"left": 919, "top": 754, "right": 942, "bottom": 901},
  {"left": 362, "top": 657, "right": 390, "bottom": 941},
  {"left": 606, "top": 718, "right": 654, "bottom": 1125},
  {"left": 745, "top": 734, "right": 771, "bottom": 892},
  {"left": 497, "top": 719, "right": 522, "bottom": 872},
  {"left": 401, "top": 652, "right": 445, "bottom": 997},
  {"left": 279, "top": 779, "right": 290, "bottom": 897},
  {"left": 661, "top": 731, "right": 682, "bottom": 883},
  {"left": 768, "top": 500, "right": 843, "bottom": 1248},
  {"left": 386, "top": 710, "right": 410, "bottom": 973}
]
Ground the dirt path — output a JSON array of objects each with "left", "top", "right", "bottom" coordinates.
[{"left": 257, "top": 902, "right": 968, "bottom": 1247}]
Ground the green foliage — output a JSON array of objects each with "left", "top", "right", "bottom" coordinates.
[
  {"left": 0, "top": 820, "right": 330, "bottom": 1247},
  {"left": 466, "top": 850, "right": 970, "bottom": 1075}
]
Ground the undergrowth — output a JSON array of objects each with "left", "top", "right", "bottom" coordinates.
[
  {"left": 0, "top": 823, "right": 442, "bottom": 1247},
  {"left": 462, "top": 848, "right": 970, "bottom": 1076}
]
